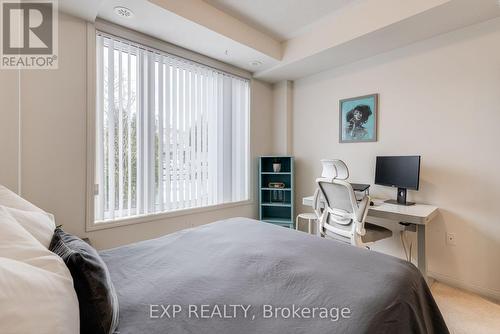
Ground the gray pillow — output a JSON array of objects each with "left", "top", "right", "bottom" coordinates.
[{"left": 49, "top": 227, "right": 119, "bottom": 334}]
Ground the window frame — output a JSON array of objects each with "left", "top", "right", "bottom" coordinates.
[{"left": 85, "top": 21, "right": 253, "bottom": 232}]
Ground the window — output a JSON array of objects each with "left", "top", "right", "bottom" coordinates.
[{"left": 94, "top": 32, "right": 250, "bottom": 223}]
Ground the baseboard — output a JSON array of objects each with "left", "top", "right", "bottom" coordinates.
[{"left": 429, "top": 270, "right": 500, "bottom": 303}]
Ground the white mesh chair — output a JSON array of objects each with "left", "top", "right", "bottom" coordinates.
[{"left": 314, "top": 160, "right": 392, "bottom": 247}]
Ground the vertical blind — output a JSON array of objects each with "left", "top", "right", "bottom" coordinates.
[{"left": 95, "top": 32, "right": 250, "bottom": 222}]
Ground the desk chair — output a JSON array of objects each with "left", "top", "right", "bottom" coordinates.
[{"left": 314, "top": 160, "right": 392, "bottom": 247}]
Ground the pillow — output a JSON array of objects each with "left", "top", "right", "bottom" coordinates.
[
  {"left": 0, "top": 207, "right": 59, "bottom": 268},
  {"left": 0, "top": 207, "right": 79, "bottom": 334},
  {"left": 50, "top": 227, "right": 119, "bottom": 334},
  {"left": 1, "top": 206, "right": 55, "bottom": 248},
  {"left": 0, "top": 258, "right": 80, "bottom": 334},
  {"left": 0, "top": 185, "right": 56, "bottom": 248}
]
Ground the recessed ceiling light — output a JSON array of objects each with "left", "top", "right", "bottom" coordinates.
[
  {"left": 114, "top": 6, "right": 134, "bottom": 18},
  {"left": 249, "top": 60, "right": 262, "bottom": 67}
]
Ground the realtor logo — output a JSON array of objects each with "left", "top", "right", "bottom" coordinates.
[{"left": 1, "top": 0, "right": 58, "bottom": 69}]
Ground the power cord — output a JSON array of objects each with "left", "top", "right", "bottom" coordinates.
[{"left": 400, "top": 230, "right": 413, "bottom": 262}]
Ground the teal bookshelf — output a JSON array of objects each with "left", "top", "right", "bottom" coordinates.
[{"left": 259, "top": 156, "right": 294, "bottom": 228}]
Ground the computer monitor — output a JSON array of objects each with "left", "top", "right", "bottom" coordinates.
[{"left": 375, "top": 155, "right": 421, "bottom": 206}]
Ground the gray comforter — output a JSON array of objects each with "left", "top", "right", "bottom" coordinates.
[{"left": 100, "top": 218, "right": 448, "bottom": 334}]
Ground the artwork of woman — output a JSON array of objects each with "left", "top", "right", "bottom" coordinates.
[
  {"left": 345, "top": 105, "right": 372, "bottom": 140},
  {"left": 339, "top": 94, "right": 378, "bottom": 143}
]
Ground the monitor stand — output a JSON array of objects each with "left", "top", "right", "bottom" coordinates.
[{"left": 384, "top": 187, "right": 415, "bottom": 206}]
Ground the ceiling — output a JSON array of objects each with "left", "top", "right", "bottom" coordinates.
[
  {"left": 203, "top": 0, "right": 360, "bottom": 41},
  {"left": 59, "top": 0, "right": 500, "bottom": 82},
  {"left": 95, "top": 0, "right": 281, "bottom": 73}
]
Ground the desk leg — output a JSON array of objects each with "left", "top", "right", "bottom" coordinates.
[{"left": 417, "top": 225, "right": 428, "bottom": 282}]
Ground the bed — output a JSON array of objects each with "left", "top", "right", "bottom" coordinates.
[{"left": 100, "top": 217, "right": 449, "bottom": 334}]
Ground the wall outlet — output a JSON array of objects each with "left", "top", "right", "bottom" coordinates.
[{"left": 446, "top": 232, "right": 457, "bottom": 246}]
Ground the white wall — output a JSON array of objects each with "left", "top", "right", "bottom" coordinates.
[
  {"left": 0, "top": 13, "right": 274, "bottom": 250},
  {"left": 271, "top": 80, "right": 293, "bottom": 155},
  {"left": 0, "top": 70, "right": 20, "bottom": 192},
  {"left": 293, "top": 17, "right": 500, "bottom": 300}
]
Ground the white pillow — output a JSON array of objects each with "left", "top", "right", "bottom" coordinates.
[
  {"left": 0, "top": 185, "right": 56, "bottom": 248},
  {"left": 0, "top": 207, "right": 50, "bottom": 261},
  {"left": 0, "top": 257, "right": 79, "bottom": 334},
  {"left": 1, "top": 206, "right": 55, "bottom": 248},
  {"left": 0, "top": 207, "right": 79, "bottom": 333}
]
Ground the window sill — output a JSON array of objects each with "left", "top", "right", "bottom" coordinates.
[{"left": 85, "top": 199, "right": 253, "bottom": 232}]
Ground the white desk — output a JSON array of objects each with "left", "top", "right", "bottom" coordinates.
[{"left": 302, "top": 196, "right": 438, "bottom": 280}]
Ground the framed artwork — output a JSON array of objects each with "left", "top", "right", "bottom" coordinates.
[{"left": 339, "top": 94, "right": 378, "bottom": 143}]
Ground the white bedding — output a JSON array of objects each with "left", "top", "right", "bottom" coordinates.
[{"left": 0, "top": 187, "right": 79, "bottom": 334}]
